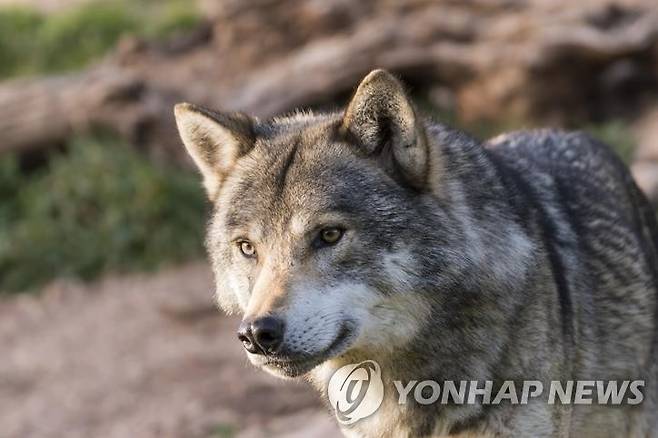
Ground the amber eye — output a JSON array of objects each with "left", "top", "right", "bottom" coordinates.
[
  {"left": 319, "top": 227, "right": 344, "bottom": 245},
  {"left": 238, "top": 241, "right": 256, "bottom": 258}
]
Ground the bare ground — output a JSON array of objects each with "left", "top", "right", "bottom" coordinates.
[{"left": 0, "top": 263, "right": 341, "bottom": 438}]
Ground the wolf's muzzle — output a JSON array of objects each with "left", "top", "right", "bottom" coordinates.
[{"left": 237, "top": 316, "right": 284, "bottom": 355}]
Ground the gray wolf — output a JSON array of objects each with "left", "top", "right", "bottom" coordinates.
[{"left": 174, "top": 69, "right": 658, "bottom": 437}]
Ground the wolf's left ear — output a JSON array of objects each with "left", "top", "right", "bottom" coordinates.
[
  {"left": 174, "top": 103, "right": 255, "bottom": 200},
  {"left": 341, "top": 69, "right": 433, "bottom": 190}
]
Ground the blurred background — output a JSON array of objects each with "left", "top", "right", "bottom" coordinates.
[{"left": 1, "top": 0, "right": 657, "bottom": 437}]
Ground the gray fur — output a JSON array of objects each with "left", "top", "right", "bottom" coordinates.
[{"left": 175, "top": 70, "right": 658, "bottom": 437}]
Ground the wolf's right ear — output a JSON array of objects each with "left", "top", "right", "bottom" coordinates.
[
  {"left": 340, "top": 69, "right": 437, "bottom": 191},
  {"left": 174, "top": 103, "right": 255, "bottom": 200}
]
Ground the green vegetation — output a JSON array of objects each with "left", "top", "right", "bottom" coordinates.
[
  {"left": 0, "top": 135, "right": 206, "bottom": 293},
  {"left": 0, "top": 0, "right": 201, "bottom": 79},
  {"left": 210, "top": 424, "right": 236, "bottom": 438},
  {"left": 0, "top": 1, "right": 207, "bottom": 293},
  {"left": 584, "top": 120, "right": 636, "bottom": 164}
]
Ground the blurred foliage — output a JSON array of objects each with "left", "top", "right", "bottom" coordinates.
[
  {"left": 146, "top": 0, "right": 201, "bottom": 38},
  {"left": 36, "top": 3, "right": 139, "bottom": 73},
  {"left": 0, "top": 7, "right": 42, "bottom": 78},
  {"left": 0, "top": 0, "right": 201, "bottom": 79},
  {"left": 0, "top": 135, "right": 206, "bottom": 293},
  {"left": 210, "top": 424, "right": 236, "bottom": 438},
  {"left": 584, "top": 120, "right": 636, "bottom": 164}
]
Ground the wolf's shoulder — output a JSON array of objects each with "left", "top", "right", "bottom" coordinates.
[
  {"left": 482, "top": 129, "right": 634, "bottom": 203},
  {"left": 484, "top": 129, "right": 622, "bottom": 177},
  {"left": 481, "top": 129, "right": 658, "bottom": 270},
  {"left": 483, "top": 127, "right": 657, "bottom": 291}
]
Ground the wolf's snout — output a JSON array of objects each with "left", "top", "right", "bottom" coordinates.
[{"left": 237, "top": 316, "right": 284, "bottom": 355}]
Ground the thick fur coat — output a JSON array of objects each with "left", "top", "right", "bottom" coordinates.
[{"left": 175, "top": 70, "right": 658, "bottom": 437}]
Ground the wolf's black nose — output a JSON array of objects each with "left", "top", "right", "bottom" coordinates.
[{"left": 237, "top": 316, "right": 284, "bottom": 355}]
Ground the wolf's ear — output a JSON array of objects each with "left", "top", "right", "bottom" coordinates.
[
  {"left": 174, "top": 103, "right": 255, "bottom": 199},
  {"left": 341, "top": 69, "right": 431, "bottom": 190}
]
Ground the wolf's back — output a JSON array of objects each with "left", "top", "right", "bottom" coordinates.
[
  {"left": 485, "top": 129, "right": 658, "bottom": 434},
  {"left": 485, "top": 129, "right": 658, "bottom": 291}
]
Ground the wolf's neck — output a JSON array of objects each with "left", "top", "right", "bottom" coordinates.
[{"left": 430, "top": 123, "right": 537, "bottom": 295}]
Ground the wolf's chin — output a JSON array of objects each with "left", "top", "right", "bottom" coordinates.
[{"left": 259, "top": 322, "right": 357, "bottom": 378}]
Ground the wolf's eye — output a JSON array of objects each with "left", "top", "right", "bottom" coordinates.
[
  {"left": 238, "top": 241, "right": 256, "bottom": 258},
  {"left": 319, "top": 227, "right": 344, "bottom": 245}
]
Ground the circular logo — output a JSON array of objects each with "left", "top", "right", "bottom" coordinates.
[{"left": 327, "top": 360, "right": 384, "bottom": 425}]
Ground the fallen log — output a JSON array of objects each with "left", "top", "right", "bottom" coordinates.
[{"left": 1, "top": 0, "right": 657, "bottom": 168}]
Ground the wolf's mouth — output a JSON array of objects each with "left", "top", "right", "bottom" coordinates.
[{"left": 263, "top": 322, "right": 356, "bottom": 377}]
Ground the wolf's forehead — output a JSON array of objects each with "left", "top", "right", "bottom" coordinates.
[
  {"left": 221, "top": 125, "right": 408, "bottom": 236},
  {"left": 221, "top": 130, "right": 369, "bottom": 230},
  {"left": 254, "top": 130, "right": 349, "bottom": 198}
]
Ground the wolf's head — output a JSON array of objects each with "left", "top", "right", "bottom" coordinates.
[{"left": 174, "top": 70, "right": 525, "bottom": 379}]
